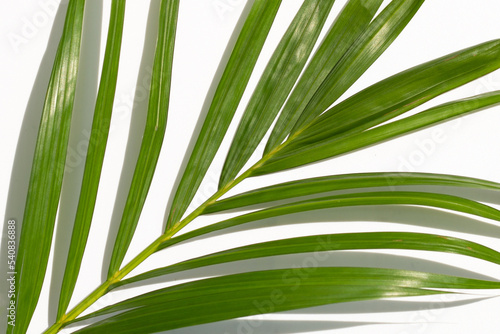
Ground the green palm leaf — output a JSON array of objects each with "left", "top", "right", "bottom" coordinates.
[
  {"left": 57, "top": 0, "right": 126, "bottom": 319},
  {"left": 73, "top": 268, "right": 500, "bottom": 333},
  {"left": 285, "top": 0, "right": 425, "bottom": 140},
  {"left": 285, "top": 40, "right": 500, "bottom": 148},
  {"left": 205, "top": 171, "right": 500, "bottom": 214},
  {"left": 8, "top": 1, "right": 86, "bottom": 333},
  {"left": 165, "top": 0, "right": 282, "bottom": 229},
  {"left": 219, "top": 0, "right": 336, "bottom": 187},
  {"left": 6, "top": 1, "right": 500, "bottom": 333},
  {"left": 117, "top": 232, "right": 500, "bottom": 287},
  {"left": 107, "top": 0, "right": 179, "bottom": 277},
  {"left": 255, "top": 89, "right": 500, "bottom": 174},
  {"left": 264, "top": 0, "right": 383, "bottom": 153}
]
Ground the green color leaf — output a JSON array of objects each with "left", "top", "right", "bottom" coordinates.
[
  {"left": 117, "top": 232, "right": 500, "bottom": 287},
  {"left": 57, "top": 0, "right": 126, "bottom": 319},
  {"left": 256, "top": 90, "right": 500, "bottom": 174},
  {"left": 165, "top": 0, "right": 282, "bottom": 229},
  {"left": 8, "top": 1, "right": 86, "bottom": 333},
  {"left": 284, "top": 39, "right": 500, "bottom": 150},
  {"left": 161, "top": 191, "right": 500, "bottom": 250},
  {"left": 219, "top": 0, "right": 336, "bottom": 187},
  {"left": 12, "top": 1, "right": 500, "bottom": 333},
  {"left": 74, "top": 268, "right": 500, "bottom": 333},
  {"left": 265, "top": 0, "right": 383, "bottom": 153},
  {"left": 289, "top": 0, "right": 425, "bottom": 139},
  {"left": 107, "top": 0, "right": 179, "bottom": 277},
  {"left": 205, "top": 171, "right": 500, "bottom": 214}
]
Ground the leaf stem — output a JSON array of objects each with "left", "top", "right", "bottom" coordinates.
[
  {"left": 45, "top": 164, "right": 257, "bottom": 331},
  {"left": 45, "top": 133, "right": 295, "bottom": 332},
  {"left": 44, "top": 236, "right": 165, "bottom": 333}
]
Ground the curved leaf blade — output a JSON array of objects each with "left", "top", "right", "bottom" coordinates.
[
  {"left": 8, "top": 1, "right": 86, "bottom": 333},
  {"left": 205, "top": 171, "right": 500, "bottom": 214},
  {"left": 289, "top": 0, "right": 425, "bottom": 137},
  {"left": 165, "top": 0, "right": 282, "bottom": 229},
  {"left": 264, "top": 0, "right": 383, "bottom": 153},
  {"left": 117, "top": 232, "right": 500, "bottom": 287},
  {"left": 256, "top": 90, "right": 500, "bottom": 174},
  {"left": 219, "top": 0, "right": 337, "bottom": 187},
  {"left": 161, "top": 191, "right": 500, "bottom": 250},
  {"left": 57, "top": 0, "right": 126, "bottom": 319},
  {"left": 107, "top": 0, "right": 179, "bottom": 277},
  {"left": 74, "top": 268, "right": 500, "bottom": 333},
  {"left": 284, "top": 39, "right": 500, "bottom": 151}
]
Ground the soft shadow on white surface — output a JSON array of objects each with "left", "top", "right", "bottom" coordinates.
[
  {"left": 183, "top": 205, "right": 500, "bottom": 244},
  {"left": 160, "top": 319, "right": 367, "bottom": 334},
  {"left": 116, "top": 251, "right": 496, "bottom": 292},
  {"left": 66, "top": 318, "right": 368, "bottom": 334}
]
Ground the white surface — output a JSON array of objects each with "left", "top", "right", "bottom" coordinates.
[{"left": 1, "top": 0, "right": 500, "bottom": 333}]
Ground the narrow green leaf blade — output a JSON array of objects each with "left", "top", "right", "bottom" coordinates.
[
  {"left": 205, "top": 172, "right": 500, "bottom": 214},
  {"left": 161, "top": 191, "right": 500, "bottom": 250},
  {"left": 265, "top": 0, "right": 383, "bottom": 153},
  {"left": 118, "top": 232, "right": 500, "bottom": 287},
  {"left": 74, "top": 268, "right": 500, "bottom": 333},
  {"left": 289, "top": 0, "right": 425, "bottom": 136},
  {"left": 107, "top": 0, "right": 179, "bottom": 277},
  {"left": 219, "top": 0, "right": 336, "bottom": 187},
  {"left": 57, "top": 0, "right": 126, "bottom": 319},
  {"left": 256, "top": 90, "right": 500, "bottom": 174},
  {"left": 285, "top": 39, "right": 500, "bottom": 151},
  {"left": 8, "top": 1, "right": 86, "bottom": 333},
  {"left": 165, "top": 0, "right": 282, "bottom": 229}
]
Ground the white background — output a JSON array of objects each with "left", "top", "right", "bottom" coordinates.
[{"left": 2, "top": 0, "right": 500, "bottom": 333}]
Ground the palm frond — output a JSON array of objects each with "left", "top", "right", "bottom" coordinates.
[{"left": 4, "top": 1, "right": 500, "bottom": 333}]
